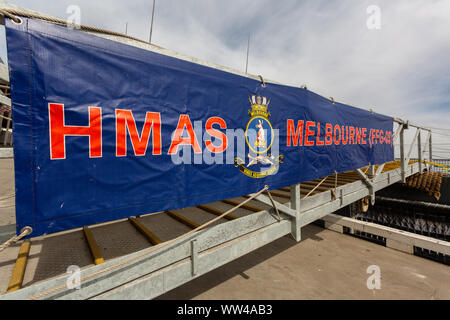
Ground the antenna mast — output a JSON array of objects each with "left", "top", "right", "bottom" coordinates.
[{"left": 245, "top": 34, "right": 250, "bottom": 74}]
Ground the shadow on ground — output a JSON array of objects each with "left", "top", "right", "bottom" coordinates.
[{"left": 157, "top": 225, "right": 324, "bottom": 300}]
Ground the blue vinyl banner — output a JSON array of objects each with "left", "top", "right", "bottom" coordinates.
[{"left": 6, "top": 18, "right": 394, "bottom": 237}]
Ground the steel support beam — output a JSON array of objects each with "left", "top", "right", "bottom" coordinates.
[
  {"left": 421, "top": 131, "right": 431, "bottom": 171},
  {"left": 405, "top": 128, "right": 420, "bottom": 168},
  {"left": 356, "top": 169, "right": 375, "bottom": 205},
  {"left": 393, "top": 123, "right": 403, "bottom": 142},
  {"left": 374, "top": 164, "right": 386, "bottom": 181},
  {"left": 290, "top": 184, "right": 301, "bottom": 242},
  {"left": 369, "top": 165, "right": 375, "bottom": 179},
  {"left": 322, "top": 214, "right": 450, "bottom": 256},
  {"left": 429, "top": 133, "right": 433, "bottom": 172},
  {"left": 252, "top": 185, "right": 303, "bottom": 242},
  {"left": 418, "top": 130, "right": 423, "bottom": 173},
  {"left": 190, "top": 240, "right": 198, "bottom": 277},
  {"left": 400, "top": 125, "right": 406, "bottom": 182},
  {"left": 253, "top": 193, "right": 296, "bottom": 218}
]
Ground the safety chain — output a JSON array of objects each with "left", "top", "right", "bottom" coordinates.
[{"left": 331, "top": 171, "right": 338, "bottom": 200}]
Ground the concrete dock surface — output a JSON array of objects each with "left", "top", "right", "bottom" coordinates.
[{"left": 160, "top": 225, "right": 450, "bottom": 300}]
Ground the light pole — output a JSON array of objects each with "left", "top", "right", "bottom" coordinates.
[
  {"left": 245, "top": 34, "right": 250, "bottom": 74},
  {"left": 149, "top": 0, "right": 156, "bottom": 43}
]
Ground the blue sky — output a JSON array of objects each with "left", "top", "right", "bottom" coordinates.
[{"left": 1, "top": 0, "right": 450, "bottom": 157}]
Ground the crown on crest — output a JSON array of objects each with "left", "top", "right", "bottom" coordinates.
[{"left": 248, "top": 95, "right": 271, "bottom": 119}]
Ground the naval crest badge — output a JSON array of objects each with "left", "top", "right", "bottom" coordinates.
[{"left": 235, "top": 95, "right": 284, "bottom": 178}]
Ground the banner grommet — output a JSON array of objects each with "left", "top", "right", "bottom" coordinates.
[{"left": 11, "top": 16, "right": 23, "bottom": 25}]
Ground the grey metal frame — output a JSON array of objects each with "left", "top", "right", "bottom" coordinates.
[
  {"left": 322, "top": 213, "right": 450, "bottom": 256},
  {"left": 0, "top": 153, "right": 426, "bottom": 300},
  {"left": 0, "top": 1, "right": 440, "bottom": 300},
  {"left": 428, "top": 159, "right": 450, "bottom": 173}
]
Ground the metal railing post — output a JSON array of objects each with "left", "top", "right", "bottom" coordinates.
[
  {"left": 429, "top": 132, "right": 433, "bottom": 172},
  {"left": 418, "top": 130, "right": 422, "bottom": 173},
  {"left": 400, "top": 124, "right": 406, "bottom": 183},
  {"left": 369, "top": 164, "right": 375, "bottom": 179},
  {"left": 290, "top": 184, "right": 301, "bottom": 242}
]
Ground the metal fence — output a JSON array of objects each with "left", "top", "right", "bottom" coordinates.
[
  {"left": 398, "top": 157, "right": 450, "bottom": 174},
  {"left": 431, "top": 159, "right": 450, "bottom": 174}
]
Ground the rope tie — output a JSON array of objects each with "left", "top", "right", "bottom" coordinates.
[
  {"left": 0, "top": 9, "right": 21, "bottom": 24},
  {"left": 0, "top": 114, "right": 12, "bottom": 121},
  {"left": 0, "top": 227, "right": 32, "bottom": 253},
  {"left": 265, "top": 190, "right": 282, "bottom": 222},
  {"left": 27, "top": 185, "right": 271, "bottom": 300},
  {"left": 364, "top": 166, "right": 370, "bottom": 175},
  {"left": 304, "top": 176, "right": 327, "bottom": 200},
  {"left": 0, "top": 192, "right": 15, "bottom": 201}
]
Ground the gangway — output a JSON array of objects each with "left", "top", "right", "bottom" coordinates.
[{"left": 0, "top": 2, "right": 448, "bottom": 300}]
